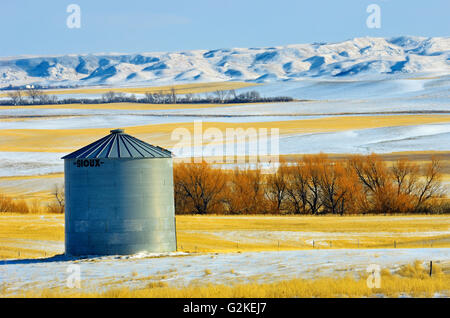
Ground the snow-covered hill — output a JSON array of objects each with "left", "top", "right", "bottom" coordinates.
[{"left": 0, "top": 36, "right": 449, "bottom": 88}]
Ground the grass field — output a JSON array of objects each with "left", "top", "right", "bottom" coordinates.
[
  {"left": 0, "top": 214, "right": 449, "bottom": 259},
  {"left": 0, "top": 215, "right": 448, "bottom": 298},
  {"left": 18, "top": 264, "right": 449, "bottom": 298},
  {"left": 0, "top": 115, "right": 449, "bottom": 153}
]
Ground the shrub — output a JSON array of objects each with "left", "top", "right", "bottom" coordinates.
[{"left": 172, "top": 154, "right": 446, "bottom": 215}]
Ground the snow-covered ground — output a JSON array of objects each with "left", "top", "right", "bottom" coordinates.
[
  {"left": 0, "top": 38, "right": 448, "bottom": 182},
  {"left": 1, "top": 122, "right": 448, "bottom": 178},
  {"left": 0, "top": 248, "right": 448, "bottom": 295},
  {"left": 278, "top": 123, "right": 450, "bottom": 154},
  {"left": 0, "top": 152, "right": 65, "bottom": 177},
  {"left": 0, "top": 114, "right": 328, "bottom": 130},
  {"left": 184, "top": 229, "right": 450, "bottom": 245}
]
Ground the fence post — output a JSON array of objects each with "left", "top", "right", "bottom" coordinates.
[
  {"left": 430, "top": 261, "right": 433, "bottom": 277},
  {"left": 312, "top": 240, "right": 315, "bottom": 248}
]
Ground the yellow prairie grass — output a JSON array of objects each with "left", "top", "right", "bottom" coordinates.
[
  {"left": 0, "top": 115, "right": 449, "bottom": 153},
  {"left": 16, "top": 263, "right": 450, "bottom": 298},
  {"left": 0, "top": 214, "right": 449, "bottom": 258}
]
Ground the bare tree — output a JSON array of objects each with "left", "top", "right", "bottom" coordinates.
[
  {"left": 48, "top": 184, "right": 65, "bottom": 213},
  {"left": 129, "top": 94, "right": 137, "bottom": 102},
  {"left": 170, "top": 87, "right": 177, "bottom": 104},
  {"left": 174, "top": 162, "right": 228, "bottom": 214},
  {"left": 7, "top": 90, "right": 24, "bottom": 105},
  {"left": 37, "top": 93, "right": 51, "bottom": 104},
  {"left": 238, "top": 91, "right": 261, "bottom": 102},
  {"left": 214, "top": 90, "right": 228, "bottom": 103},
  {"left": 44, "top": 95, "right": 58, "bottom": 104},
  {"left": 228, "top": 89, "right": 237, "bottom": 100},
  {"left": 349, "top": 154, "right": 395, "bottom": 213},
  {"left": 144, "top": 92, "right": 155, "bottom": 103},
  {"left": 102, "top": 91, "right": 116, "bottom": 103},
  {"left": 318, "top": 160, "right": 352, "bottom": 215},
  {"left": 415, "top": 156, "right": 444, "bottom": 210},
  {"left": 26, "top": 87, "right": 45, "bottom": 103},
  {"left": 265, "top": 164, "right": 288, "bottom": 213},
  {"left": 284, "top": 163, "right": 309, "bottom": 214},
  {"left": 391, "top": 158, "right": 420, "bottom": 196},
  {"left": 185, "top": 93, "right": 194, "bottom": 102},
  {"left": 155, "top": 90, "right": 171, "bottom": 104},
  {"left": 304, "top": 156, "right": 323, "bottom": 215}
]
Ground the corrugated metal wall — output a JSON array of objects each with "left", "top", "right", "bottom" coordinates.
[{"left": 64, "top": 157, "right": 176, "bottom": 255}]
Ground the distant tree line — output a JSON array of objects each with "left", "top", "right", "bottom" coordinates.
[
  {"left": 1, "top": 84, "right": 79, "bottom": 91},
  {"left": 3, "top": 87, "right": 59, "bottom": 106},
  {"left": 174, "top": 154, "right": 449, "bottom": 215},
  {"left": 0, "top": 87, "right": 295, "bottom": 106}
]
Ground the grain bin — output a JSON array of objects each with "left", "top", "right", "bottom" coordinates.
[{"left": 62, "top": 129, "right": 176, "bottom": 256}]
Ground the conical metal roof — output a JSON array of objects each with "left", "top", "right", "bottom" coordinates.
[{"left": 62, "top": 129, "right": 172, "bottom": 159}]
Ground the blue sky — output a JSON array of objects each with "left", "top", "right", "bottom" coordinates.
[{"left": 0, "top": 0, "right": 448, "bottom": 57}]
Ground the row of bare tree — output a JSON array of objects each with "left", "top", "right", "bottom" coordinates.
[
  {"left": 141, "top": 89, "right": 292, "bottom": 104},
  {"left": 6, "top": 87, "right": 58, "bottom": 105},
  {"left": 174, "top": 154, "right": 447, "bottom": 215},
  {"left": 1, "top": 154, "right": 445, "bottom": 215},
  {"left": 2, "top": 87, "right": 293, "bottom": 106}
]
